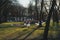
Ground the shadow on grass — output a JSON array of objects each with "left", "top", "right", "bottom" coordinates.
[
  {"left": 22, "top": 26, "right": 42, "bottom": 40},
  {"left": 4, "top": 29, "right": 31, "bottom": 40},
  {"left": 32, "top": 33, "right": 60, "bottom": 40},
  {"left": 56, "top": 31, "right": 60, "bottom": 40}
]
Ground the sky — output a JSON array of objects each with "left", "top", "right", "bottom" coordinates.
[
  {"left": 18, "top": 0, "right": 31, "bottom": 8},
  {"left": 17, "top": 0, "right": 59, "bottom": 8}
]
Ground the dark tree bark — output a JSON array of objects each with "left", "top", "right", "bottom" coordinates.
[
  {"left": 28, "top": 2, "right": 32, "bottom": 19},
  {"left": 35, "top": 0, "right": 39, "bottom": 20},
  {"left": 43, "top": 0, "right": 57, "bottom": 40},
  {"left": 0, "top": 0, "right": 8, "bottom": 24},
  {"left": 39, "top": 0, "right": 44, "bottom": 27}
]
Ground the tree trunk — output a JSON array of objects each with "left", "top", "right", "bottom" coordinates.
[{"left": 43, "top": 0, "right": 56, "bottom": 40}]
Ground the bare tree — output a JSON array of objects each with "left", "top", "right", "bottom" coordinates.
[
  {"left": 0, "top": 0, "right": 9, "bottom": 23},
  {"left": 43, "top": 0, "right": 59, "bottom": 40}
]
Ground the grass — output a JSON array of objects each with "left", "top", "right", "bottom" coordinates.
[
  {"left": 0, "top": 27, "right": 44, "bottom": 40},
  {"left": 0, "top": 27, "right": 28, "bottom": 40},
  {"left": 0, "top": 21, "right": 60, "bottom": 40},
  {"left": 1, "top": 22, "right": 24, "bottom": 24},
  {"left": 0, "top": 22, "right": 24, "bottom": 28},
  {"left": 0, "top": 27, "right": 59, "bottom": 40}
]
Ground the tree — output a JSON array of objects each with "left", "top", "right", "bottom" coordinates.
[
  {"left": 43, "top": 0, "right": 59, "bottom": 40},
  {"left": 38, "top": 0, "right": 44, "bottom": 27},
  {"left": 28, "top": 1, "right": 33, "bottom": 19},
  {"left": 0, "top": 0, "right": 9, "bottom": 23},
  {"left": 35, "top": 0, "right": 39, "bottom": 20},
  {"left": 0, "top": 0, "right": 22, "bottom": 23}
]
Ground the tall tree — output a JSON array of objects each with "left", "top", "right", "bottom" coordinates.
[
  {"left": 28, "top": 1, "right": 33, "bottom": 19},
  {"left": 35, "top": 0, "right": 39, "bottom": 20},
  {"left": 0, "top": 0, "right": 9, "bottom": 23},
  {"left": 43, "top": 0, "right": 58, "bottom": 40},
  {"left": 38, "top": 0, "right": 44, "bottom": 27}
]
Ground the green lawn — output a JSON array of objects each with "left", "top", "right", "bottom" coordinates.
[{"left": 0, "top": 22, "right": 60, "bottom": 40}]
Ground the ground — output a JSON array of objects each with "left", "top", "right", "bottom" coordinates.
[{"left": 0, "top": 22, "right": 60, "bottom": 40}]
